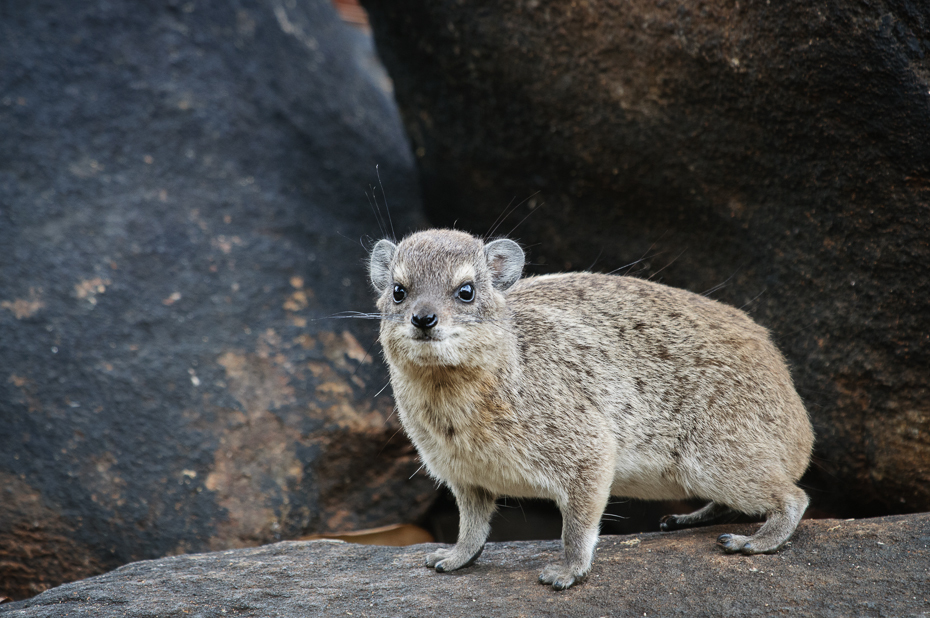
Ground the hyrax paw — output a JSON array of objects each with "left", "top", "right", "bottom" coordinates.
[
  {"left": 425, "top": 548, "right": 454, "bottom": 568},
  {"left": 717, "top": 533, "right": 757, "bottom": 554},
  {"left": 426, "top": 545, "right": 483, "bottom": 572},
  {"left": 717, "top": 533, "right": 784, "bottom": 555},
  {"left": 538, "top": 564, "right": 581, "bottom": 591},
  {"left": 659, "top": 514, "right": 679, "bottom": 532}
]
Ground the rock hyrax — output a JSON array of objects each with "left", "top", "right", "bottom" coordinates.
[{"left": 369, "top": 229, "right": 814, "bottom": 590}]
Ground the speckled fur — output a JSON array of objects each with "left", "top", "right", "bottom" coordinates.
[{"left": 369, "top": 229, "right": 814, "bottom": 590}]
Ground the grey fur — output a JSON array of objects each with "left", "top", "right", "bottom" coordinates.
[
  {"left": 369, "top": 229, "right": 814, "bottom": 590},
  {"left": 370, "top": 239, "right": 397, "bottom": 292},
  {"left": 483, "top": 238, "right": 525, "bottom": 290}
]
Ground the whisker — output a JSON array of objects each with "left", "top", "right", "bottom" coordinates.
[
  {"left": 315, "top": 311, "right": 405, "bottom": 323},
  {"left": 328, "top": 310, "right": 379, "bottom": 316},
  {"left": 378, "top": 426, "right": 405, "bottom": 457},
  {"left": 408, "top": 462, "right": 426, "bottom": 480},
  {"left": 505, "top": 200, "right": 544, "bottom": 238},
  {"left": 739, "top": 288, "right": 767, "bottom": 311},
  {"left": 314, "top": 315, "right": 397, "bottom": 322},
  {"left": 365, "top": 188, "right": 386, "bottom": 240},
  {"left": 608, "top": 230, "right": 670, "bottom": 277},
  {"left": 375, "top": 164, "right": 396, "bottom": 241},
  {"left": 373, "top": 381, "right": 391, "bottom": 399},
  {"left": 487, "top": 191, "right": 541, "bottom": 239},
  {"left": 485, "top": 195, "right": 517, "bottom": 239},
  {"left": 701, "top": 263, "right": 746, "bottom": 297},
  {"left": 350, "top": 336, "right": 381, "bottom": 379},
  {"left": 381, "top": 405, "right": 398, "bottom": 427},
  {"left": 606, "top": 256, "right": 647, "bottom": 276},
  {"left": 586, "top": 247, "right": 604, "bottom": 272},
  {"left": 607, "top": 249, "right": 668, "bottom": 277},
  {"left": 647, "top": 248, "right": 687, "bottom": 281}
]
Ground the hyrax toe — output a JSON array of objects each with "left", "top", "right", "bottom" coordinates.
[
  {"left": 716, "top": 533, "right": 753, "bottom": 554},
  {"left": 538, "top": 564, "right": 581, "bottom": 590},
  {"left": 425, "top": 548, "right": 453, "bottom": 568},
  {"left": 427, "top": 546, "right": 484, "bottom": 572}
]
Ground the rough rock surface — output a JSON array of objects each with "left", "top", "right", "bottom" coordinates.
[
  {"left": 0, "top": 0, "right": 430, "bottom": 600},
  {"left": 360, "top": 0, "right": 930, "bottom": 518},
  {"left": 1, "top": 514, "right": 928, "bottom": 617}
]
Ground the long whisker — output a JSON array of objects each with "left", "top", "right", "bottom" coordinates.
[
  {"left": 350, "top": 336, "right": 381, "bottom": 379},
  {"left": 485, "top": 195, "right": 516, "bottom": 239},
  {"left": 316, "top": 311, "right": 404, "bottom": 322},
  {"left": 408, "top": 462, "right": 427, "bottom": 480},
  {"left": 380, "top": 405, "right": 398, "bottom": 428},
  {"left": 375, "top": 164, "right": 396, "bottom": 241},
  {"left": 702, "top": 263, "right": 747, "bottom": 297},
  {"left": 647, "top": 248, "right": 687, "bottom": 281},
  {"left": 607, "top": 249, "right": 668, "bottom": 277},
  {"left": 365, "top": 188, "right": 386, "bottom": 240},
  {"left": 487, "top": 191, "right": 541, "bottom": 239},
  {"left": 608, "top": 230, "right": 670, "bottom": 277},
  {"left": 586, "top": 247, "right": 604, "bottom": 272},
  {"left": 739, "top": 288, "right": 767, "bottom": 311},
  {"left": 505, "top": 200, "right": 544, "bottom": 238},
  {"left": 374, "top": 381, "right": 391, "bottom": 399},
  {"left": 314, "top": 315, "right": 403, "bottom": 322},
  {"left": 377, "top": 426, "right": 405, "bottom": 457}
]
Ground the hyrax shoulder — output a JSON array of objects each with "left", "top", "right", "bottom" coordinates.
[{"left": 369, "top": 228, "right": 814, "bottom": 590}]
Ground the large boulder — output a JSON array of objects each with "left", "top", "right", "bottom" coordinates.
[
  {"left": 2, "top": 513, "right": 928, "bottom": 616},
  {"left": 0, "top": 0, "right": 431, "bottom": 601},
  {"left": 360, "top": 0, "right": 930, "bottom": 517}
]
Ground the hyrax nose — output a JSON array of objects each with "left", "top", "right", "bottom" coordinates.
[{"left": 411, "top": 312, "right": 438, "bottom": 330}]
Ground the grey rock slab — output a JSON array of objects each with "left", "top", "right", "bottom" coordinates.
[{"left": 2, "top": 514, "right": 929, "bottom": 617}]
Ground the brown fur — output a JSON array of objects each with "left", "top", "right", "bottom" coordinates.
[{"left": 369, "top": 229, "right": 814, "bottom": 590}]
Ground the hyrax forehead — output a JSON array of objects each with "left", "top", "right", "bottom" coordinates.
[{"left": 393, "top": 229, "right": 486, "bottom": 286}]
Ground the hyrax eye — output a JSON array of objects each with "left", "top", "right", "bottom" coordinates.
[
  {"left": 456, "top": 283, "right": 475, "bottom": 303},
  {"left": 392, "top": 284, "right": 407, "bottom": 304}
]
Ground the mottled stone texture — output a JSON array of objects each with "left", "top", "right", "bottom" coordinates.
[
  {"left": 0, "top": 0, "right": 430, "bottom": 601},
  {"left": 2, "top": 514, "right": 928, "bottom": 617},
  {"left": 360, "top": 0, "right": 930, "bottom": 516}
]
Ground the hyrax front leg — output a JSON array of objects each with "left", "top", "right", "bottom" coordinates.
[
  {"left": 539, "top": 480, "right": 611, "bottom": 590},
  {"left": 717, "top": 485, "right": 810, "bottom": 555},
  {"left": 426, "top": 485, "right": 496, "bottom": 572}
]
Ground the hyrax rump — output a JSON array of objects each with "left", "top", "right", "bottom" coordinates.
[{"left": 369, "top": 229, "right": 814, "bottom": 590}]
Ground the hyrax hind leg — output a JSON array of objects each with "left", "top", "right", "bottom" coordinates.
[
  {"left": 660, "top": 501, "right": 735, "bottom": 531},
  {"left": 717, "top": 485, "right": 809, "bottom": 555}
]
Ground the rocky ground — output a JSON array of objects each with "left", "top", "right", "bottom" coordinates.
[{"left": 2, "top": 513, "right": 928, "bottom": 617}]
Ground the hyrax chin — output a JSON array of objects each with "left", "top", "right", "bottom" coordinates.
[{"left": 369, "top": 229, "right": 814, "bottom": 590}]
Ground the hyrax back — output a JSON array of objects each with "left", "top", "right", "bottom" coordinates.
[{"left": 369, "top": 229, "right": 814, "bottom": 590}]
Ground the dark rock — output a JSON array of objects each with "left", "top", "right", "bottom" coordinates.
[
  {"left": 360, "top": 0, "right": 930, "bottom": 516},
  {"left": 2, "top": 514, "right": 928, "bottom": 617},
  {"left": 0, "top": 0, "right": 431, "bottom": 601}
]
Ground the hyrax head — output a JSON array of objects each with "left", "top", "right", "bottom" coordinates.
[{"left": 369, "top": 229, "right": 524, "bottom": 368}]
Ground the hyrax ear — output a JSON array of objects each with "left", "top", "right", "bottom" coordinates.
[
  {"left": 484, "top": 239, "right": 524, "bottom": 291},
  {"left": 369, "top": 239, "right": 396, "bottom": 293}
]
